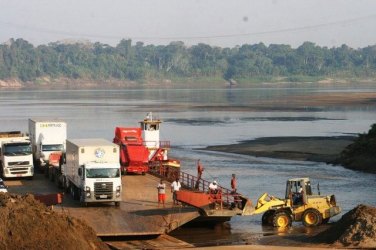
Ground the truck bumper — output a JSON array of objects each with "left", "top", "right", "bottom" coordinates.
[
  {"left": 83, "top": 191, "right": 122, "bottom": 203},
  {"left": 3, "top": 166, "right": 34, "bottom": 178}
]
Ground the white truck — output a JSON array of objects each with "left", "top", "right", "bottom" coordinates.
[
  {"left": 0, "top": 131, "right": 34, "bottom": 179},
  {"left": 28, "top": 119, "right": 67, "bottom": 172},
  {"left": 63, "top": 139, "right": 122, "bottom": 206}
]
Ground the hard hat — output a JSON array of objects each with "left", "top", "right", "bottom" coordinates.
[{"left": 213, "top": 181, "right": 217, "bottom": 184}]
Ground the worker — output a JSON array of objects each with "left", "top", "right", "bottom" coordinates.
[
  {"left": 171, "top": 178, "right": 181, "bottom": 205},
  {"left": 157, "top": 179, "right": 166, "bottom": 208},
  {"left": 293, "top": 186, "right": 303, "bottom": 205},
  {"left": 197, "top": 159, "right": 204, "bottom": 179},
  {"left": 230, "top": 174, "right": 237, "bottom": 194},
  {"left": 209, "top": 180, "right": 218, "bottom": 194},
  {"left": 195, "top": 159, "right": 204, "bottom": 189}
]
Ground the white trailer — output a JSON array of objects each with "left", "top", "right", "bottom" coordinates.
[
  {"left": 28, "top": 119, "right": 67, "bottom": 171},
  {"left": 63, "top": 139, "right": 122, "bottom": 206},
  {"left": 0, "top": 131, "right": 34, "bottom": 179}
]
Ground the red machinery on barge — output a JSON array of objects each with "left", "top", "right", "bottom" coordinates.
[{"left": 113, "top": 112, "right": 181, "bottom": 176}]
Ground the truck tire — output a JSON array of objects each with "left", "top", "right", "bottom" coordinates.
[
  {"left": 115, "top": 202, "right": 120, "bottom": 207},
  {"left": 273, "top": 211, "right": 292, "bottom": 228},
  {"left": 302, "top": 208, "right": 322, "bottom": 227},
  {"left": 48, "top": 168, "right": 54, "bottom": 182},
  {"left": 55, "top": 174, "right": 62, "bottom": 188},
  {"left": 262, "top": 210, "right": 275, "bottom": 226},
  {"left": 71, "top": 185, "right": 79, "bottom": 200}
]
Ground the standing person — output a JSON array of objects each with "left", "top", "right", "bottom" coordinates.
[
  {"left": 195, "top": 159, "right": 204, "bottom": 189},
  {"left": 171, "top": 178, "right": 181, "bottom": 205},
  {"left": 157, "top": 179, "right": 166, "bottom": 208},
  {"left": 231, "top": 174, "right": 237, "bottom": 194}
]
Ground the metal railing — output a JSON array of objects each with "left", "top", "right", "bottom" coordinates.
[{"left": 149, "top": 162, "right": 244, "bottom": 210}]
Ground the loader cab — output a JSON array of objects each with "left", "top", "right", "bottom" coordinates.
[{"left": 285, "top": 178, "right": 312, "bottom": 206}]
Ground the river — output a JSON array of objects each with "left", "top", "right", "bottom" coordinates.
[{"left": 1, "top": 85, "right": 376, "bottom": 245}]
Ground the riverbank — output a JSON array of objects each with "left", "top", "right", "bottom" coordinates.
[
  {"left": 205, "top": 136, "right": 356, "bottom": 163},
  {"left": 1, "top": 76, "right": 376, "bottom": 90}
]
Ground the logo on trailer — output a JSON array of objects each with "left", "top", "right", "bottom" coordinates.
[{"left": 95, "top": 148, "right": 105, "bottom": 158}]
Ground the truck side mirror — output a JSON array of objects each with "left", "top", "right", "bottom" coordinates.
[{"left": 78, "top": 168, "right": 82, "bottom": 176}]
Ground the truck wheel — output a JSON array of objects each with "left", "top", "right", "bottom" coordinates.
[
  {"left": 55, "top": 175, "right": 62, "bottom": 188},
  {"left": 71, "top": 185, "right": 79, "bottom": 200},
  {"left": 44, "top": 166, "right": 49, "bottom": 178},
  {"left": 115, "top": 202, "right": 120, "bottom": 207},
  {"left": 49, "top": 169, "right": 54, "bottom": 182},
  {"left": 302, "top": 209, "right": 322, "bottom": 227},
  {"left": 273, "top": 211, "right": 292, "bottom": 228},
  {"left": 262, "top": 210, "right": 275, "bottom": 226}
]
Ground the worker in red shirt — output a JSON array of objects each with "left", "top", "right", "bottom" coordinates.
[
  {"left": 231, "top": 174, "right": 237, "bottom": 194},
  {"left": 195, "top": 159, "right": 204, "bottom": 189}
]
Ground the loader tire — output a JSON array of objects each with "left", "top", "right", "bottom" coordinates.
[
  {"left": 273, "top": 211, "right": 292, "bottom": 228},
  {"left": 262, "top": 210, "right": 275, "bottom": 226},
  {"left": 302, "top": 208, "right": 322, "bottom": 227}
]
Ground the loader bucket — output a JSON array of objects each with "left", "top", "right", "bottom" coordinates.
[{"left": 241, "top": 198, "right": 255, "bottom": 216}]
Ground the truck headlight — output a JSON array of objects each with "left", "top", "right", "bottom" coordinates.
[
  {"left": 116, "top": 186, "right": 121, "bottom": 191},
  {"left": 85, "top": 186, "right": 91, "bottom": 197}
]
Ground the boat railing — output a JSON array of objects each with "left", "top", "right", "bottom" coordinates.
[{"left": 148, "top": 162, "right": 244, "bottom": 209}]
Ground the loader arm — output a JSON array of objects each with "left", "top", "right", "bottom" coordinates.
[{"left": 252, "top": 192, "right": 286, "bottom": 215}]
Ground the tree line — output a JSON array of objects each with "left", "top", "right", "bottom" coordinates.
[{"left": 0, "top": 38, "right": 375, "bottom": 83}]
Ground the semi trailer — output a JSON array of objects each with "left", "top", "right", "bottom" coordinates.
[{"left": 28, "top": 119, "right": 67, "bottom": 172}]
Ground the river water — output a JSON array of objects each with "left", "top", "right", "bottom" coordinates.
[{"left": 1, "top": 86, "right": 376, "bottom": 245}]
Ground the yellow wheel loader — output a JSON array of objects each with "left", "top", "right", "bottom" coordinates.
[{"left": 253, "top": 178, "right": 341, "bottom": 228}]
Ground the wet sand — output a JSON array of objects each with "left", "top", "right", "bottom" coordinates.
[{"left": 205, "top": 136, "right": 356, "bottom": 163}]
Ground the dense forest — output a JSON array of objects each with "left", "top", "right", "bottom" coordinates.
[{"left": 0, "top": 38, "right": 376, "bottom": 83}]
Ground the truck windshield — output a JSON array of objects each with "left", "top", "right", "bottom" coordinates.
[
  {"left": 41, "top": 144, "right": 64, "bottom": 151},
  {"left": 3, "top": 143, "right": 32, "bottom": 156},
  {"left": 85, "top": 168, "right": 120, "bottom": 178}
]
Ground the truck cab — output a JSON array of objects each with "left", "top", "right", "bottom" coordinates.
[
  {"left": 0, "top": 131, "right": 34, "bottom": 179},
  {"left": 0, "top": 139, "right": 34, "bottom": 179},
  {"left": 28, "top": 119, "right": 67, "bottom": 171},
  {"left": 77, "top": 162, "right": 122, "bottom": 204}
]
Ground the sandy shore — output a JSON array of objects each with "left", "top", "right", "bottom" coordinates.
[{"left": 205, "top": 136, "right": 356, "bottom": 163}]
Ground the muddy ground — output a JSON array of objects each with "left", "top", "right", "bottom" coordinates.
[{"left": 0, "top": 193, "right": 108, "bottom": 250}]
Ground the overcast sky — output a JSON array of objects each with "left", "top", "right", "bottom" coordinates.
[{"left": 0, "top": 0, "right": 375, "bottom": 48}]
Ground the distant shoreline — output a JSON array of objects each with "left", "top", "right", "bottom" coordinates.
[
  {"left": 204, "top": 136, "right": 356, "bottom": 163},
  {"left": 1, "top": 76, "right": 376, "bottom": 90}
]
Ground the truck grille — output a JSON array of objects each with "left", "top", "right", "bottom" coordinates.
[
  {"left": 94, "top": 182, "right": 113, "bottom": 200},
  {"left": 9, "top": 168, "right": 29, "bottom": 174},
  {"left": 8, "top": 161, "right": 30, "bottom": 166}
]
